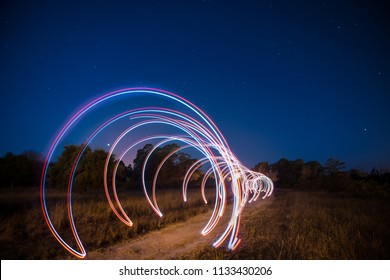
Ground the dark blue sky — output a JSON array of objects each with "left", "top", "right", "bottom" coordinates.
[{"left": 1, "top": 0, "right": 389, "bottom": 170}]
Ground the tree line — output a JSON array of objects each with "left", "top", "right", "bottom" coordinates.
[
  {"left": 0, "top": 144, "right": 201, "bottom": 191},
  {"left": 1, "top": 146, "right": 389, "bottom": 195},
  {"left": 253, "top": 158, "right": 390, "bottom": 195}
]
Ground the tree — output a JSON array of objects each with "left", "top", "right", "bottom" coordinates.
[
  {"left": 47, "top": 145, "right": 116, "bottom": 191},
  {"left": 323, "top": 158, "right": 346, "bottom": 175},
  {"left": 254, "top": 162, "right": 270, "bottom": 174},
  {"left": 270, "top": 158, "right": 304, "bottom": 188},
  {"left": 47, "top": 145, "right": 82, "bottom": 188},
  {"left": 301, "top": 161, "right": 322, "bottom": 179},
  {"left": 132, "top": 144, "right": 153, "bottom": 180},
  {"left": 0, "top": 152, "right": 41, "bottom": 188}
]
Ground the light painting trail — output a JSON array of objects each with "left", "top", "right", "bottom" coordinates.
[{"left": 40, "top": 88, "right": 274, "bottom": 258}]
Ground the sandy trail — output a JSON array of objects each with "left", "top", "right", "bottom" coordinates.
[{"left": 87, "top": 195, "right": 274, "bottom": 260}]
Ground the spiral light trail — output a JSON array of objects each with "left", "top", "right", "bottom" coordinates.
[{"left": 40, "top": 88, "right": 273, "bottom": 258}]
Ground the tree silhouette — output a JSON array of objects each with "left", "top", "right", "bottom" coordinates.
[
  {"left": 0, "top": 152, "right": 42, "bottom": 188},
  {"left": 323, "top": 158, "right": 346, "bottom": 175},
  {"left": 47, "top": 145, "right": 116, "bottom": 191}
]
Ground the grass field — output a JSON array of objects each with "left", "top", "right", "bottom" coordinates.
[
  {"left": 0, "top": 186, "right": 389, "bottom": 259},
  {"left": 178, "top": 189, "right": 390, "bottom": 259},
  {"left": 0, "top": 186, "right": 213, "bottom": 259}
]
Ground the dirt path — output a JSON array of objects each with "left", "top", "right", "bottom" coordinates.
[{"left": 87, "top": 194, "right": 276, "bottom": 260}]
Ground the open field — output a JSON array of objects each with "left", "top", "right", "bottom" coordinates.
[
  {"left": 177, "top": 189, "right": 390, "bottom": 259},
  {"left": 0, "top": 186, "right": 214, "bottom": 259},
  {"left": 1, "top": 187, "right": 389, "bottom": 259}
]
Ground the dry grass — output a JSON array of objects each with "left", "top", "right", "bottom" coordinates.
[
  {"left": 0, "top": 186, "right": 213, "bottom": 259},
  {"left": 178, "top": 189, "right": 390, "bottom": 259},
  {"left": 1, "top": 187, "right": 389, "bottom": 259}
]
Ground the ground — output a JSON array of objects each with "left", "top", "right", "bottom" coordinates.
[{"left": 87, "top": 192, "right": 274, "bottom": 259}]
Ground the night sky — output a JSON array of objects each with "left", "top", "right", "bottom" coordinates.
[{"left": 1, "top": 0, "right": 389, "bottom": 171}]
